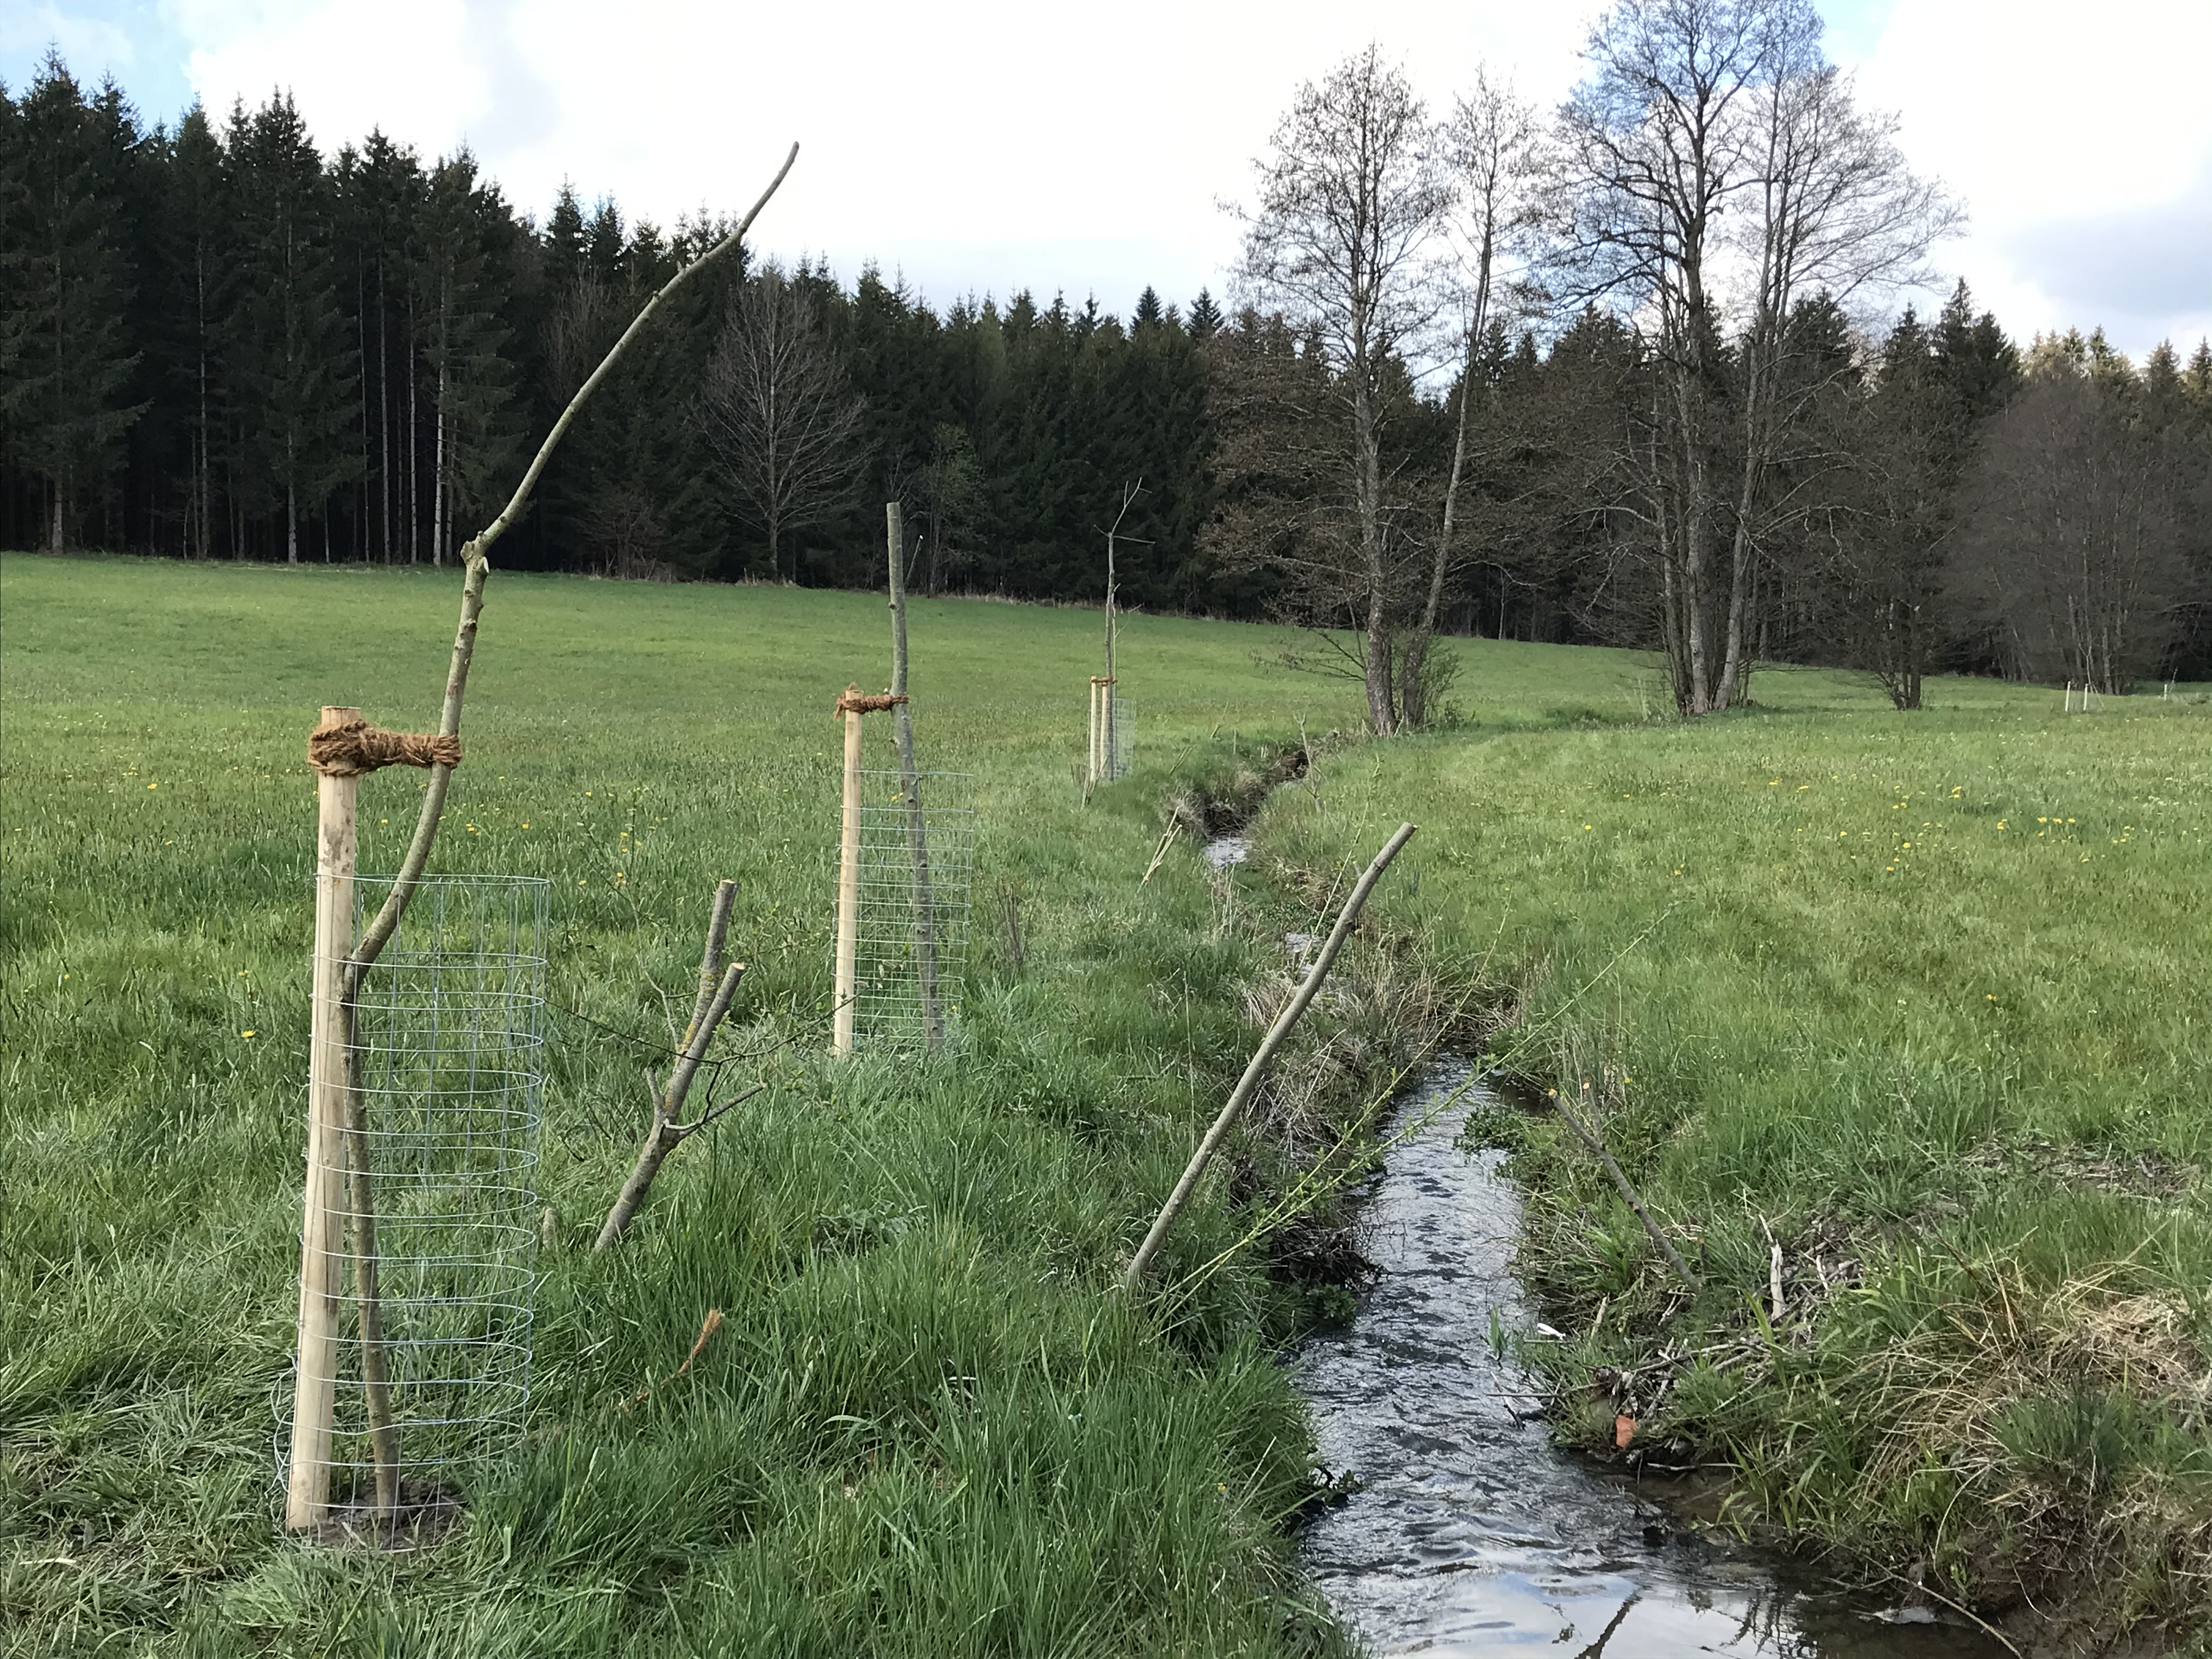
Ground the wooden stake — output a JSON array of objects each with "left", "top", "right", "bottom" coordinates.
[
  {"left": 1122, "top": 822, "right": 1417, "bottom": 1292},
  {"left": 833, "top": 687, "right": 864, "bottom": 1056},
  {"left": 286, "top": 707, "right": 358, "bottom": 1531}
]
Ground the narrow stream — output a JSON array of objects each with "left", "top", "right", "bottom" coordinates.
[{"left": 1292, "top": 1062, "right": 2010, "bottom": 1658}]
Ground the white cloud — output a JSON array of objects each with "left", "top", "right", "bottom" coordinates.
[
  {"left": 178, "top": 0, "right": 1596, "bottom": 314},
  {"left": 1852, "top": 0, "right": 2212, "bottom": 354},
  {"left": 160, "top": 0, "right": 2210, "bottom": 352}
]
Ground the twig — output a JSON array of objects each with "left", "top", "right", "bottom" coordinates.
[
  {"left": 1138, "top": 827, "right": 1176, "bottom": 885},
  {"left": 1122, "top": 822, "right": 1417, "bottom": 1293},
  {"left": 1556, "top": 1077, "right": 1701, "bottom": 1291},
  {"left": 596, "top": 883, "right": 757, "bottom": 1248},
  {"left": 625, "top": 1309, "right": 726, "bottom": 1407}
]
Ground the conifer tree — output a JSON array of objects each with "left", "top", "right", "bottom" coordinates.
[
  {"left": 417, "top": 151, "right": 522, "bottom": 564},
  {"left": 0, "top": 54, "right": 145, "bottom": 550},
  {"left": 227, "top": 92, "right": 355, "bottom": 561},
  {"left": 161, "top": 105, "right": 230, "bottom": 557}
]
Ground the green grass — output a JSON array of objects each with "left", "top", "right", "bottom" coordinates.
[
  {"left": 0, "top": 552, "right": 1395, "bottom": 1656},
  {"left": 4, "top": 551, "right": 2208, "bottom": 1651}
]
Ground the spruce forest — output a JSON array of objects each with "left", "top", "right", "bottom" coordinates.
[{"left": 4, "top": 49, "right": 2209, "bottom": 696}]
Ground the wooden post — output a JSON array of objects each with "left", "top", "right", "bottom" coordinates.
[
  {"left": 1089, "top": 676, "right": 1113, "bottom": 787},
  {"left": 286, "top": 706, "right": 358, "bottom": 1531},
  {"left": 833, "top": 686, "right": 864, "bottom": 1056}
]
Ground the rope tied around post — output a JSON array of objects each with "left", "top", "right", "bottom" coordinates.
[
  {"left": 307, "top": 716, "right": 463, "bottom": 777},
  {"left": 834, "top": 687, "right": 909, "bottom": 715}
]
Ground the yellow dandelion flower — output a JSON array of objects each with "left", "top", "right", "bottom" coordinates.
[{"left": 241, "top": 1029, "right": 257, "bottom": 1039}]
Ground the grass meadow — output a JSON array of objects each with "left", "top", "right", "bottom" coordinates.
[{"left": 3, "top": 550, "right": 2208, "bottom": 1652}]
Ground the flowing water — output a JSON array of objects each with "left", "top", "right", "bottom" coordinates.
[{"left": 1295, "top": 1063, "right": 2010, "bottom": 1658}]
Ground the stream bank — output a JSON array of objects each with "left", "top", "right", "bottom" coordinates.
[{"left": 1295, "top": 1061, "right": 2011, "bottom": 1657}]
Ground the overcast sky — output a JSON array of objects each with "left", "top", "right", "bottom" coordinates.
[{"left": 8, "top": 0, "right": 2208, "bottom": 357}]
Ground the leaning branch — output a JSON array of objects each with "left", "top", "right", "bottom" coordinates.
[
  {"left": 597, "top": 882, "right": 757, "bottom": 1248},
  {"left": 1122, "top": 822, "right": 1417, "bottom": 1293},
  {"left": 346, "top": 142, "right": 800, "bottom": 991},
  {"left": 1555, "top": 1077, "right": 1700, "bottom": 1291}
]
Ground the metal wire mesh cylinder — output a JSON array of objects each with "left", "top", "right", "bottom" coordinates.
[
  {"left": 849, "top": 770, "right": 973, "bottom": 1051},
  {"left": 1106, "top": 696, "right": 1135, "bottom": 781},
  {"left": 276, "top": 874, "right": 546, "bottom": 1536}
]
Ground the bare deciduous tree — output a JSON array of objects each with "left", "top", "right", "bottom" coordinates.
[
  {"left": 1719, "top": 53, "right": 1958, "bottom": 702},
  {"left": 1232, "top": 46, "right": 1452, "bottom": 733},
  {"left": 697, "top": 264, "right": 868, "bottom": 580},
  {"left": 1555, "top": 0, "right": 1788, "bottom": 713},
  {"left": 1400, "top": 68, "right": 1543, "bottom": 727},
  {"left": 1948, "top": 375, "right": 2197, "bottom": 691},
  {"left": 1554, "top": 0, "right": 1951, "bottom": 715}
]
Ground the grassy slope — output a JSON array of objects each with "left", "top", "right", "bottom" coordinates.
[
  {"left": 4, "top": 553, "right": 2206, "bottom": 1650},
  {"left": 1265, "top": 654, "right": 2212, "bottom": 1638},
  {"left": 1, "top": 554, "right": 1385, "bottom": 1657}
]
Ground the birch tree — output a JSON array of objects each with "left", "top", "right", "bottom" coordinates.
[
  {"left": 1234, "top": 46, "right": 1451, "bottom": 734},
  {"left": 697, "top": 263, "right": 869, "bottom": 581},
  {"left": 1400, "top": 68, "right": 1542, "bottom": 727}
]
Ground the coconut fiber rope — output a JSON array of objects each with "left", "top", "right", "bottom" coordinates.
[{"left": 307, "top": 717, "right": 462, "bottom": 777}]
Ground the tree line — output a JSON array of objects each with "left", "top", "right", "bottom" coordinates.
[
  {"left": 0, "top": 52, "right": 1216, "bottom": 608},
  {"left": 5, "top": 10, "right": 2209, "bottom": 716},
  {"left": 1209, "top": 13, "right": 2211, "bottom": 725}
]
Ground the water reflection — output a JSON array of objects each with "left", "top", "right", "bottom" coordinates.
[{"left": 1296, "top": 1064, "right": 2006, "bottom": 1657}]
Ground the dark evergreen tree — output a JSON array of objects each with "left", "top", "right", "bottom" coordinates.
[
  {"left": 0, "top": 55, "right": 145, "bottom": 550},
  {"left": 226, "top": 92, "right": 355, "bottom": 561},
  {"left": 1933, "top": 279, "right": 2020, "bottom": 422}
]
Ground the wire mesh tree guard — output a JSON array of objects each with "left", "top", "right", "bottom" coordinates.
[
  {"left": 1106, "top": 695, "right": 1135, "bottom": 781},
  {"left": 1086, "top": 679, "right": 1135, "bottom": 786},
  {"left": 278, "top": 873, "right": 546, "bottom": 1543},
  {"left": 842, "top": 769, "right": 974, "bottom": 1051}
]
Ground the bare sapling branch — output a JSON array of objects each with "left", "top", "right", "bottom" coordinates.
[
  {"left": 1122, "top": 822, "right": 1417, "bottom": 1293},
  {"left": 1556, "top": 1077, "right": 1700, "bottom": 1291},
  {"left": 597, "top": 883, "right": 755, "bottom": 1248},
  {"left": 885, "top": 503, "right": 944, "bottom": 1045},
  {"left": 347, "top": 142, "right": 800, "bottom": 993},
  {"left": 304, "top": 148, "right": 797, "bottom": 1500}
]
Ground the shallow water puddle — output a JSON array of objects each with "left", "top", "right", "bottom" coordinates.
[
  {"left": 1296, "top": 1064, "right": 2007, "bottom": 1657},
  {"left": 1203, "top": 834, "right": 1253, "bottom": 870}
]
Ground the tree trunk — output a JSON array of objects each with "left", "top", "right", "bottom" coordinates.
[
  {"left": 379, "top": 263, "right": 391, "bottom": 564},
  {"left": 432, "top": 364, "right": 447, "bottom": 568},
  {"left": 1354, "top": 375, "right": 1395, "bottom": 736},
  {"left": 407, "top": 302, "right": 419, "bottom": 564}
]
